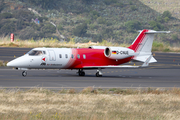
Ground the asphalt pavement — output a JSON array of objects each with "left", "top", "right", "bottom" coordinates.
[{"left": 0, "top": 47, "right": 180, "bottom": 89}]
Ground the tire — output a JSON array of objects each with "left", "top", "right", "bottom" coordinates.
[
  {"left": 96, "top": 72, "right": 102, "bottom": 77},
  {"left": 81, "top": 72, "right": 85, "bottom": 76},
  {"left": 79, "top": 71, "right": 85, "bottom": 76},
  {"left": 22, "top": 71, "right": 27, "bottom": 77}
]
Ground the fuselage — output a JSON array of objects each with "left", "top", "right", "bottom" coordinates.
[
  {"left": 7, "top": 47, "right": 132, "bottom": 69},
  {"left": 6, "top": 29, "right": 169, "bottom": 77}
]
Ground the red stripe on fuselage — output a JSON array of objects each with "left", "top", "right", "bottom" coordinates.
[
  {"left": 67, "top": 48, "right": 132, "bottom": 69},
  {"left": 64, "top": 49, "right": 78, "bottom": 68},
  {"left": 128, "top": 29, "right": 148, "bottom": 52}
]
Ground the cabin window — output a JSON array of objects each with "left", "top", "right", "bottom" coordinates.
[
  {"left": 83, "top": 54, "right": 86, "bottom": 59},
  {"left": 28, "top": 50, "right": 43, "bottom": 56},
  {"left": 65, "top": 54, "right": 68, "bottom": 58},
  {"left": 77, "top": 54, "right": 80, "bottom": 59},
  {"left": 71, "top": 54, "right": 74, "bottom": 59},
  {"left": 59, "top": 54, "right": 62, "bottom": 58}
]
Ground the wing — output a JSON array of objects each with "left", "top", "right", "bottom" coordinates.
[
  {"left": 83, "top": 65, "right": 139, "bottom": 69},
  {"left": 83, "top": 55, "right": 152, "bottom": 69}
]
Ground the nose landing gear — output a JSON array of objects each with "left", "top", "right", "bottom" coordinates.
[{"left": 22, "top": 71, "right": 27, "bottom": 77}]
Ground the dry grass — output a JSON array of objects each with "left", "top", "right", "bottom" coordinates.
[
  {"left": 0, "top": 37, "right": 118, "bottom": 48},
  {"left": 0, "top": 88, "right": 180, "bottom": 120},
  {"left": 0, "top": 37, "right": 180, "bottom": 52},
  {"left": 0, "top": 60, "right": 8, "bottom": 67}
]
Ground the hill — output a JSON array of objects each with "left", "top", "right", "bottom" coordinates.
[
  {"left": 0, "top": 0, "right": 180, "bottom": 45},
  {"left": 139, "top": 0, "right": 180, "bottom": 19}
]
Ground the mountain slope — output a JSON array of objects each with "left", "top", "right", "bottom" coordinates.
[
  {"left": 139, "top": 0, "right": 180, "bottom": 19},
  {"left": 0, "top": 0, "right": 179, "bottom": 45}
]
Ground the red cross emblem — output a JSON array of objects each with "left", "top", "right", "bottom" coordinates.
[{"left": 42, "top": 57, "right": 46, "bottom": 62}]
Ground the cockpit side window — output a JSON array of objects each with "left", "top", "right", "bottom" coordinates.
[
  {"left": 28, "top": 50, "right": 43, "bottom": 56},
  {"left": 43, "top": 51, "right": 46, "bottom": 54}
]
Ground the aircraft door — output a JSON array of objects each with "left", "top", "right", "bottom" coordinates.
[{"left": 48, "top": 50, "right": 56, "bottom": 61}]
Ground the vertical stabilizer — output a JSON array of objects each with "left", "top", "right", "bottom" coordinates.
[{"left": 129, "top": 29, "right": 170, "bottom": 63}]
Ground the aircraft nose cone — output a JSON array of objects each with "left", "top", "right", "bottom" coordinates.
[
  {"left": 7, "top": 57, "right": 22, "bottom": 67},
  {"left": 7, "top": 62, "right": 11, "bottom": 67},
  {"left": 7, "top": 61, "right": 15, "bottom": 67},
  {"left": 7, "top": 55, "right": 30, "bottom": 68}
]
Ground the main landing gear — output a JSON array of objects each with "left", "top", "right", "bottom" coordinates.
[
  {"left": 78, "top": 69, "right": 85, "bottom": 76},
  {"left": 96, "top": 68, "right": 102, "bottom": 77},
  {"left": 78, "top": 68, "right": 103, "bottom": 77},
  {"left": 22, "top": 71, "right": 27, "bottom": 77}
]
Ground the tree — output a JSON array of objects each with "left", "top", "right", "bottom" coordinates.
[
  {"left": 125, "top": 20, "right": 141, "bottom": 32},
  {"left": 104, "top": 0, "right": 117, "bottom": 5},
  {"left": 156, "top": 16, "right": 164, "bottom": 23},
  {"left": 172, "top": 34, "right": 178, "bottom": 41},
  {"left": 93, "top": 34, "right": 102, "bottom": 42},
  {"left": 13, "top": 10, "right": 34, "bottom": 22},
  {"left": 26, "top": 0, "right": 59, "bottom": 9},
  {"left": 17, "top": 20, "right": 25, "bottom": 30},
  {"left": 164, "top": 17, "right": 169, "bottom": 22},
  {"left": 57, "top": 24, "right": 63, "bottom": 31},
  {"left": 19, "top": 27, "right": 37, "bottom": 40},
  {"left": 131, "top": 6, "right": 137, "bottom": 11},
  {"left": 97, "top": 16, "right": 106, "bottom": 24},
  {"left": 0, "top": 21, "right": 15, "bottom": 36},
  {"left": 81, "top": 0, "right": 92, "bottom": 4},
  {"left": 149, "top": 21, "right": 164, "bottom": 31},
  {"left": 0, "top": 0, "right": 6, "bottom": 12},
  {"left": 162, "top": 11, "right": 172, "bottom": 19},
  {"left": 89, "top": 10, "right": 100, "bottom": 20},
  {"left": 0, "top": 13, "right": 13, "bottom": 20},
  {"left": 90, "top": 10, "right": 100, "bottom": 17},
  {"left": 101, "top": 27, "right": 113, "bottom": 39},
  {"left": 73, "top": 23, "right": 87, "bottom": 37},
  {"left": 42, "top": 23, "right": 56, "bottom": 34},
  {"left": 114, "top": 2, "right": 124, "bottom": 7},
  {"left": 160, "top": 11, "right": 172, "bottom": 23},
  {"left": 38, "top": 17, "right": 48, "bottom": 23}
]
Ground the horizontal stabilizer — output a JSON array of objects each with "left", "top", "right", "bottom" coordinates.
[
  {"left": 145, "top": 31, "right": 171, "bottom": 34},
  {"left": 133, "top": 55, "right": 157, "bottom": 63},
  {"left": 137, "top": 30, "right": 171, "bottom": 34}
]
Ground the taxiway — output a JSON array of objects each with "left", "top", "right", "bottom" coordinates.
[{"left": 0, "top": 47, "right": 180, "bottom": 89}]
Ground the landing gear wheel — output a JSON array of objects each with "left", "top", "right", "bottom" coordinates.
[
  {"left": 78, "top": 69, "right": 85, "bottom": 76},
  {"left": 22, "top": 71, "right": 27, "bottom": 77},
  {"left": 96, "top": 72, "right": 102, "bottom": 77},
  {"left": 79, "top": 71, "right": 85, "bottom": 76}
]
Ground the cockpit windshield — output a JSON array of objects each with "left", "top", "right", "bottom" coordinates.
[{"left": 27, "top": 50, "right": 46, "bottom": 56}]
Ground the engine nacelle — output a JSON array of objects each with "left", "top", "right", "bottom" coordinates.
[{"left": 104, "top": 47, "right": 135, "bottom": 60}]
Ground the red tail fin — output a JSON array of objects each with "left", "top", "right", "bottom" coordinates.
[
  {"left": 129, "top": 29, "right": 170, "bottom": 63},
  {"left": 128, "top": 29, "right": 149, "bottom": 52}
]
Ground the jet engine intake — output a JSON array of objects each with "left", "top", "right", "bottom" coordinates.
[{"left": 104, "top": 47, "right": 135, "bottom": 60}]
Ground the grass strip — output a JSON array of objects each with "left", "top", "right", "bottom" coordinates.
[
  {"left": 0, "top": 87, "right": 180, "bottom": 120},
  {"left": 1, "top": 37, "right": 180, "bottom": 52}
]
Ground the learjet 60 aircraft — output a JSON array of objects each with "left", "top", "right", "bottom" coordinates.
[{"left": 7, "top": 29, "right": 170, "bottom": 77}]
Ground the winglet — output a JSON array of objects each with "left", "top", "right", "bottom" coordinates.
[{"left": 141, "top": 55, "right": 152, "bottom": 67}]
